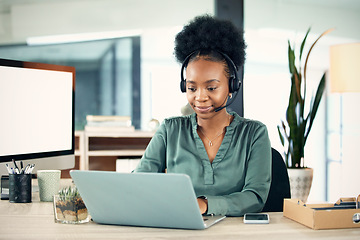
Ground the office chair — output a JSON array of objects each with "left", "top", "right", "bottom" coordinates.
[{"left": 262, "top": 148, "right": 291, "bottom": 212}]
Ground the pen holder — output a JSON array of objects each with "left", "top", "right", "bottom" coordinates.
[{"left": 9, "top": 174, "right": 32, "bottom": 203}]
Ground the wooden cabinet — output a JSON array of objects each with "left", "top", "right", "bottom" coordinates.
[
  {"left": 78, "top": 131, "right": 153, "bottom": 169},
  {"left": 61, "top": 131, "right": 84, "bottom": 178},
  {"left": 62, "top": 131, "right": 153, "bottom": 178}
]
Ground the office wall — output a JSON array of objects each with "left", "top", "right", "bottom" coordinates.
[{"left": 245, "top": 0, "right": 360, "bottom": 40}]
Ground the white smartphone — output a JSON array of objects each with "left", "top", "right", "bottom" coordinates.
[{"left": 243, "top": 213, "right": 270, "bottom": 224}]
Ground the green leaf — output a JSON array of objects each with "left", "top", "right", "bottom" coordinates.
[
  {"left": 288, "top": 41, "right": 296, "bottom": 74},
  {"left": 277, "top": 125, "right": 285, "bottom": 146},
  {"left": 305, "top": 73, "right": 326, "bottom": 141},
  {"left": 299, "top": 28, "right": 311, "bottom": 60}
]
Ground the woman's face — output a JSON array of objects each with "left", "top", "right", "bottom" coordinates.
[{"left": 185, "top": 58, "right": 230, "bottom": 118}]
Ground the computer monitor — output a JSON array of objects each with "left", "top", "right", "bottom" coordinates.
[{"left": 0, "top": 58, "right": 75, "bottom": 177}]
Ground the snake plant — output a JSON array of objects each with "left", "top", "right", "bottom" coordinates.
[{"left": 277, "top": 27, "right": 333, "bottom": 168}]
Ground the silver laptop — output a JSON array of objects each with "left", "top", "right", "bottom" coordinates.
[{"left": 70, "top": 170, "right": 226, "bottom": 229}]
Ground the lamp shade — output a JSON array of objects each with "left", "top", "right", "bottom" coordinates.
[{"left": 330, "top": 43, "right": 360, "bottom": 93}]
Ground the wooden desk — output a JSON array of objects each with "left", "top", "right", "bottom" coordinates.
[{"left": 0, "top": 181, "right": 359, "bottom": 239}]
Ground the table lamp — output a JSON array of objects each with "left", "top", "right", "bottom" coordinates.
[
  {"left": 330, "top": 42, "right": 360, "bottom": 93},
  {"left": 328, "top": 42, "right": 360, "bottom": 200}
]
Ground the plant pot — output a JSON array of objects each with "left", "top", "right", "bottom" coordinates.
[
  {"left": 287, "top": 168, "right": 313, "bottom": 203},
  {"left": 53, "top": 194, "right": 90, "bottom": 224}
]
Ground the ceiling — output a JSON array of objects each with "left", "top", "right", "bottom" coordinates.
[
  {"left": 1, "top": 0, "right": 360, "bottom": 13},
  {"left": 0, "top": 0, "right": 86, "bottom": 13},
  {"left": 0, "top": 0, "right": 359, "bottom": 64},
  {"left": 286, "top": 0, "right": 360, "bottom": 9},
  {"left": 0, "top": 0, "right": 139, "bottom": 64}
]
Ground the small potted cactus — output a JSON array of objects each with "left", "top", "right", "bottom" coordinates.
[{"left": 53, "top": 185, "right": 89, "bottom": 224}]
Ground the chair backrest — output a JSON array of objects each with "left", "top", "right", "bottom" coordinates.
[{"left": 262, "top": 148, "right": 291, "bottom": 212}]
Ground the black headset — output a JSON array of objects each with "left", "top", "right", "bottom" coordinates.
[{"left": 180, "top": 50, "right": 241, "bottom": 93}]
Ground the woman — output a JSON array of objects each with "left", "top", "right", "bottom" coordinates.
[{"left": 134, "top": 15, "right": 271, "bottom": 217}]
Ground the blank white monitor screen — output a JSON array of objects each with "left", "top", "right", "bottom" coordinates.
[{"left": 0, "top": 59, "right": 75, "bottom": 175}]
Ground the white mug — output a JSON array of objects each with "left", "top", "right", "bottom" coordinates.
[{"left": 37, "top": 170, "right": 61, "bottom": 202}]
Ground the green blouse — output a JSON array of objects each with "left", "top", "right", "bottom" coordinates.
[{"left": 134, "top": 112, "right": 271, "bottom": 216}]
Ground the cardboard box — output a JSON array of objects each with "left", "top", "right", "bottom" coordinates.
[{"left": 283, "top": 198, "right": 360, "bottom": 230}]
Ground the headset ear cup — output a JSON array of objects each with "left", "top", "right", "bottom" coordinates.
[
  {"left": 229, "top": 76, "right": 236, "bottom": 93},
  {"left": 180, "top": 79, "right": 186, "bottom": 92},
  {"left": 229, "top": 77, "right": 241, "bottom": 93}
]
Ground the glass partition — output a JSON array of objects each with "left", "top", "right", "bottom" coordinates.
[{"left": 0, "top": 37, "right": 140, "bottom": 130}]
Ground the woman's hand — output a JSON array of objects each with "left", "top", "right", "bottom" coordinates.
[{"left": 197, "top": 197, "right": 208, "bottom": 215}]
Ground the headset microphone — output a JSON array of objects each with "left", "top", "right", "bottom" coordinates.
[{"left": 214, "top": 90, "right": 239, "bottom": 112}]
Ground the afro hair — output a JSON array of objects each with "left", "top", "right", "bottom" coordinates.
[{"left": 174, "top": 14, "right": 246, "bottom": 69}]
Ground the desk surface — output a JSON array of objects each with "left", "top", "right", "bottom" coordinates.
[{"left": 0, "top": 180, "right": 359, "bottom": 240}]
